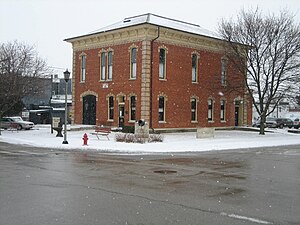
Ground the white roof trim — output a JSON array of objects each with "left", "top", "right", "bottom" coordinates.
[{"left": 67, "top": 13, "right": 221, "bottom": 41}]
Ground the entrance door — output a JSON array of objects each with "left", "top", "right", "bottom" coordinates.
[
  {"left": 118, "top": 105, "right": 125, "bottom": 128},
  {"left": 82, "top": 95, "right": 96, "bottom": 125}
]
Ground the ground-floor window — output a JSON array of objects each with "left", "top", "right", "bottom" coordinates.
[
  {"left": 208, "top": 99, "right": 214, "bottom": 121},
  {"left": 158, "top": 96, "right": 165, "bottom": 122},
  {"left": 129, "top": 95, "right": 136, "bottom": 121},
  {"left": 191, "top": 98, "right": 197, "bottom": 122},
  {"left": 220, "top": 100, "right": 225, "bottom": 121},
  {"left": 108, "top": 96, "right": 114, "bottom": 120}
]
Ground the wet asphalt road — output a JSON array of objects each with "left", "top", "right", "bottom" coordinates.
[{"left": 0, "top": 142, "right": 299, "bottom": 225}]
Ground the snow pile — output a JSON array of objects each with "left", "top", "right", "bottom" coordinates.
[{"left": 0, "top": 125, "right": 300, "bottom": 153}]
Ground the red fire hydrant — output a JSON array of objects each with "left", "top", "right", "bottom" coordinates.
[{"left": 82, "top": 133, "right": 88, "bottom": 146}]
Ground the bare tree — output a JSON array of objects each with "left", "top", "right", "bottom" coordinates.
[
  {"left": 218, "top": 9, "right": 300, "bottom": 134},
  {"left": 0, "top": 41, "right": 50, "bottom": 134}
]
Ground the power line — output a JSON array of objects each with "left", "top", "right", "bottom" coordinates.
[{"left": 49, "top": 66, "right": 68, "bottom": 71}]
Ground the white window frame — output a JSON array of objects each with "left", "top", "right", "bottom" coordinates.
[
  {"left": 100, "top": 52, "right": 106, "bottom": 81},
  {"left": 107, "top": 95, "right": 114, "bottom": 121},
  {"left": 208, "top": 99, "right": 214, "bottom": 122},
  {"left": 191, "top": 53, "right": 198, "bottom": 83},
  {"left": 159, "top": 48, "right": 166, "bottom": 80},
  {"left": 129, "top": 95, "right": 137, "bottom": 122},
  {"left": 191, "top": 98, "right": 197, "bottom": 122},
  {"left": 80, "top": 54, "right": 86, "bottom": 82},
  {"left": 220, "top": 99, "right": 226, "bottom": 121},
  {"left": 107, "top": 51, "right": 113, "bottom": 80},
  {"left": 130, "top": 47, "right": 137, "bottom": 79},
  {"left": 158, "top": 96, "right": 166, "bottom": 122}
]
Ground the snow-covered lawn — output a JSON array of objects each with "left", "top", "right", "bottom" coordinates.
[{"left": 0, "top": 125, "right": 300, "bottom": 153}]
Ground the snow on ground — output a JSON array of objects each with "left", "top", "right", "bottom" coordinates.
[{"left": 0, "top": 125, "right": 300, "bottom": 154}]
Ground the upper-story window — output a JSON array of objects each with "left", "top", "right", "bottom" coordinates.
[
  {"left": 99, "top": 49, "right": 113, "bottom": 81},
  {"left": 80, "top": 54, "right": 86, "bottom": 82},
  {"left": 192, "top": 54, "right": 198, "bottom": 83},
  {"left": 100, "top": 52, "right": 106, "bottom": 81},
  {"left": 221, "top": 58, "right": 228, "bottom": 85},
  {"left": 108, "top": 51, "right": 113, "bottom": 80},
  {"left": 159, "top": 48, "right": 166, "bottom": 79},
  {"left": 130, "top": 48, "right": 137, "bottom": 79}
]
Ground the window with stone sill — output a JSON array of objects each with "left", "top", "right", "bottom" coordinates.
[
  {"left": 80, "top": 54, "right": 86, "bottom": 82},
  {"left": 158, "top": 96, "right": 166, "bottom": 122},
  {"left": 191, "top": 98, "right": 197, "bottom": 122},
  {"left": 129, "top": 95, "right": 136, "bottom": 122},
  {"left": 208, "top": 99, "right": 214, "bottom": 122},
  {"left": 220, "top": 99, "right": 226, "bottom": 121},
  {"left": 130, "top": 48, "right": 137, "bottom": 79},
  {"left": 108, "top": 96, "right": 114, "bottom": 120},
  {"left": 159, "top": 48, "right": 166, "bottom": 80}
]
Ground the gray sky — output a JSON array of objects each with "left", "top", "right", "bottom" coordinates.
[{"left": 1, "top": 0, "right": 300, "bottom": 76}]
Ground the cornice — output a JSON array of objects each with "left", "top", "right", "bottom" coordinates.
[{"left": 70, "top": 24, "right": 225, "bottom": 53}]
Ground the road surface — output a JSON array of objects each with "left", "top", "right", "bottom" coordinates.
[{"left": 0, "top": 142, "right": 299, "bottom": 225}]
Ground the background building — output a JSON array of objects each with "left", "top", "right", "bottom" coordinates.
[{"left": 23, "top": 75, "right": 72, "bottom": 124}]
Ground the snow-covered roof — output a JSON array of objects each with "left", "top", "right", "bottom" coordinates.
[{"left": 66, "top": 13, "right": 221, "bottom": 41}]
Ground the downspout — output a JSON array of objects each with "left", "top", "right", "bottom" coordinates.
[{"left": 150, "top": 26, "right": 160, "bottom": 130}]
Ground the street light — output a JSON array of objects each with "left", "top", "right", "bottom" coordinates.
[{"left": 62, "top": 69, "right": 70, "bottom": 144}]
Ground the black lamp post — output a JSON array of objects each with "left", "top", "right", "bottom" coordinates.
[{"left": 62, "top": 69, "right": 70, "bottom": 144}]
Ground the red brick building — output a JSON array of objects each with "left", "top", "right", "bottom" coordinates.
[{"left": 65, "top": 13, "right": 252, "bottom": 131}]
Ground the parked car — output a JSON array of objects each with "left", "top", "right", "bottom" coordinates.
[
  {"left": 275, "top": 118, "right": 293, "bottom": 128},
  {"left": 253, "top": 117, "right": 276, "bottom": 128},
  {"left": 253, "top": 117, "right": 293, "bottom": 128},
  {"left": 293, "top": 118, "right": 299, "bottom": 129},
  {"left": 0, "top": 116, "right": 34, "bottom": 130}
]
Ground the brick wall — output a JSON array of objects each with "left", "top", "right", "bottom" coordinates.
[{"left": 72, "top": 40, "right": 252, "bottom": 129}]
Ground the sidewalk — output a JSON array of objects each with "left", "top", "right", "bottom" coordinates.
[{"left": 0, "top": 125, "right": 300, "bottom": 153}]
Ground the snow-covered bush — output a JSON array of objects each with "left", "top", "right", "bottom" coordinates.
[{"left": 115, "top": 133, "right": 164, "bottom": 143}]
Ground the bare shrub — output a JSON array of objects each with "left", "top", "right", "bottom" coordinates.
[
  {"left": 115, "top": 133, "right": 164, "bottom": 143},
  {"left": 149, "top": 134, "right": 164, "bottom": 143},
  {"left": 125, "top": 133, "right": 135, "bottom": 143},
  {"left": 115, "top": 133, "right": 126, "bottom": 142}
]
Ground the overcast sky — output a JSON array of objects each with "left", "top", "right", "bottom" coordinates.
[{"left": 1, "top": 0, "right": 300, "bottom": 77}]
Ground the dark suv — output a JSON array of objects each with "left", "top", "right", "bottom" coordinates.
[
  {"left": 274, "top": 118, "right": 293, "bottom": 128},
  {"left": 293, "top": 118, "right": 299, "bottom": 129}
]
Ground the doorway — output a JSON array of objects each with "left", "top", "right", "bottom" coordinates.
[
  {"left": 82, "top": 95, "right": 96, "bottom": 125},
  {"left": 118, "top": 105, "right": 125, "bottom": 128},
  {"left": 234, "top": 99, "right": 244, "bottom": 126},
  {"left": 235, "top": 106, "right": 240, "bottom": 126}
]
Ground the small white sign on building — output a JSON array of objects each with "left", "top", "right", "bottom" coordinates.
[
  {"left": 102, "top": 83, "right": 109, "bottom": 89},
  {"left": 52, "top": 117, "right": 61, "bottom": 128}
]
